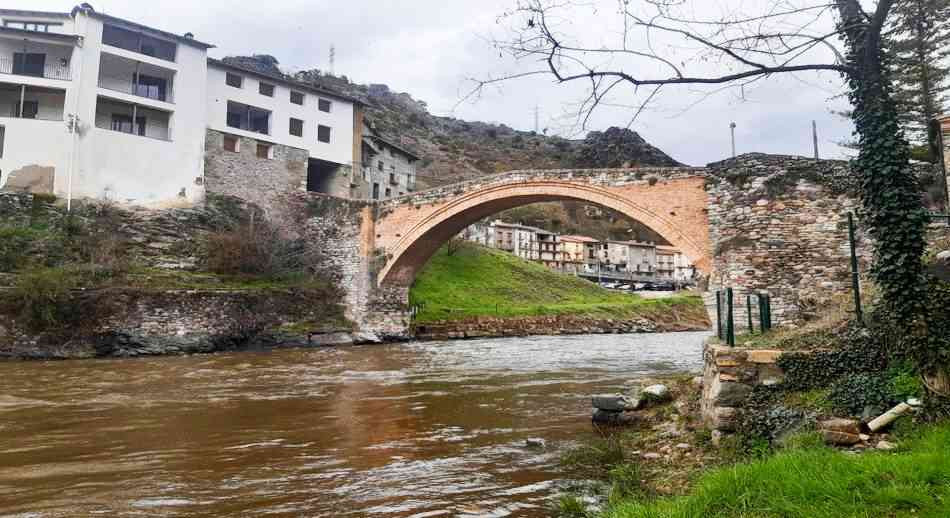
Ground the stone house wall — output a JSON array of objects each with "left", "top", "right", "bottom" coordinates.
[{"left": 203, "top": 128, "right": 309, "bottom": 218}]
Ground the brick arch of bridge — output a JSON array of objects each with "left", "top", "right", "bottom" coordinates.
[{"left": 374, "top": 177, "right": 711, "bottom": 287}]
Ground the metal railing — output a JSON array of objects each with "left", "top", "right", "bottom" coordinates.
[
  {"left": 716, "top": 289, "right": 772, "bottom": 346},
  {"left": 98, "top": 74, "right": 173, "bottom": 103},
  {"left": 0, "top": 57, "right": 70, "bottom": 81}
]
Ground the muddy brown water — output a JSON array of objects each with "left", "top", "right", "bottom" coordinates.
[{"left": 0, "top": 332, "right": 709, "bottom": 517}]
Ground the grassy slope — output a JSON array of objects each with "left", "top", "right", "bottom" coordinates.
[
  {"left": 409, "top": 242, "right": 706, "bottom": 325},
  {"left": 606, "top": 422, "right": 950, "bottom": 518}
]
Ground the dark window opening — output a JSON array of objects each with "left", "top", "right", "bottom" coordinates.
[
  {"left": 289, "top": 118, "right": 303, "bottom": 137},
  {"left": 372, "top": 183, "right": 380, "bottom": 199},
  {"left": 259, "top": 82, "right": 274, "bottom": 97},
  {"left": 256, "top": 142, "right": 271, "bottom": 159},
  {"left": 102, "top": 24, "right": 176, "bottom": 61},
  {"left": 226, "top": 101, "right": 270, "bottom": 134},
  {"left": 223, "top": 135, "right": 238, "bottom": 152},
  {"left": 317, "top": 124, "right": 331, "bottom": 143},
  {"left": 385, "top": 188, "right": 391, "bottom": 198},
  {"left": 377, "top": 161, "right": 384, "bottom": 171},
  {"left": 0, "top": 125, "right": 4, "bottom": 158},
  {"left": 225, "top": 73, "right": 243, "bottom": 88},
  {"left": 111, "top": 114, "right": 146, "bottom": 136},
  {"left": 290, "top": 91, "right": 304, "bottom": 105},
  {"left": 13, "top": 53, "right": 45, "bottom": 77},
  {"left": 318, "top": 98, "right": 331, "bottom": 112},
  {"left": 133, "top": 73, "right": 167, "bottom": 101}
]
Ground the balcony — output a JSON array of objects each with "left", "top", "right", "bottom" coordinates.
[
  {"left": 0, "top": 55, "right": 70, "bottom": 81},
  {"left": 94, "top": 96, "right": 171, "bottom": 141},
  {"left": 0, "top": 82, "right": 65, "bottom": 121},
  {"left": 98, "top": 52, "right": 174, "bottom": 103}
]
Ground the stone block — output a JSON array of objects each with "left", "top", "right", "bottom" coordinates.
[
  {"left": 710, "top": 406, "right": 738, "bottom": 432},
  {"left": 746, "top": 349, "right": 783, "bottom": 364},
  {"left": 708, "top": 377, "right": 753, "bottom": 407},
  {"left": 592, "top": 394, "right": 640, "bottom": 411}
]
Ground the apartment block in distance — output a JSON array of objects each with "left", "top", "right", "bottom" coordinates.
[{"left": 0, "top": 4, "right": 211, "bottom": 205}]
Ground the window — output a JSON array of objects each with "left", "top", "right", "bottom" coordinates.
[
  {"left": 318, "top": 98, "right": 331, "bottom": 112},
  {"left": 133, "top": 73, "right": 167, "bottom": 101},
  {"left": 4, "top": 21, "right": 59, "bottom": 32},
  {"left": 385, "top": 188, "right": 392, "bottom": 198},
  {"left": 111, "top": 114, "right": 146, "bottom": 136},
  {"left": 226, "top": 101, "right": 270, "bottom": 134},
  {"left": 225, "top": 73, "right": 243, "bottom": 88},
  {"left": 256, "top": 142, "right": 271, "bottom": 159},
  {"left": 372, "top": 183, "right": 380, "bottom": 199},
  {"left": 223, "top": 135, "right": 238, "bottom": 152},
  {"left": 12, "top": 53, "right": 45, "bottom": 77},
  {"left": 102, "top": 24, "right": 176, "bottom": 61},
  {"left": 289, "top": 118, "right": 303, "bottom": 137},
  {"left": 290, "top": 91, "right": 304, "bottom": 105},
  {"left": 389, "top": 173, "right": 396, "bottom": 184},
  {"left": 317, "top": 124, "right": 331, "bottom": 143},
  {"left": 259, "top": 82, "right": 275, "bottom": 97},
  {"left": 377, "top": 161, "right": 384, "bottom": 172}
]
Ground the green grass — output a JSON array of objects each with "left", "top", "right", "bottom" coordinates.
[
  {"left": 409, "top": 242, "right": 707, "bottom": 325},
  {"left": 604, "top": 421, "right": 950, "bottom": 518}
]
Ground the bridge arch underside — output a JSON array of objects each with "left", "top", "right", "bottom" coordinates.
[{"left": 377, "top": 181, "right": 711, "bottom": 287}]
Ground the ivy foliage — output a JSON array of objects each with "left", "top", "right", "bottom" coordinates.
[{"left": 840, "top": 8, "right": 929, "bottom": 325}]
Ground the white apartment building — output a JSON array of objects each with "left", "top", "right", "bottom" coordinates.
[
  {"left": 0, "top": 5, "right": 211, "bottom": 205},
  {"left": 203, "top": 57, "right": 362, "bottom": 201}
]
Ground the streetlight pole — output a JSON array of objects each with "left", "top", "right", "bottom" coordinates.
[{"left": 730, "top": 122, "right": 737, "bottom": 158}]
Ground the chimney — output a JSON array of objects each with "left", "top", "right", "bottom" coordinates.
[{"left": 184, "top": 32, "right": 194, "bottom": 39}]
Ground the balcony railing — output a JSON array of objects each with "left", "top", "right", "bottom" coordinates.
[
  {"left": 98, "top": 74, "right": 173, "bottom": 103},
  {"left": 0, "top": 57, "right": 70, "bottom": 81}
]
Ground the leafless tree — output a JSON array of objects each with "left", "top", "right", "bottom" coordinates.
[{"left": 473, "top": 0, "right": 929, "bottom": 322}]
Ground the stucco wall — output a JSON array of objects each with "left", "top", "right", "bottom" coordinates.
[{"left": 206, "top": 65, "right": 354, "bottom": 167}]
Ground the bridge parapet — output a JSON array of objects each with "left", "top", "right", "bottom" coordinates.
[{"left": 380, "top": 167, "right": 707, "bottom": 210}]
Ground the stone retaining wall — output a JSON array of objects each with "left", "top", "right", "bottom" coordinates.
[
  {"left": 0, "top": 288, "right": 353, "bottom": 360},
  {"left": 701, "top": 340, "right": 798, "bottom": 440}
]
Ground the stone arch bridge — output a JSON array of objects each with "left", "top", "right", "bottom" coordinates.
[{"left": 296, "top": 154, "right": 870, "bottom": 338}]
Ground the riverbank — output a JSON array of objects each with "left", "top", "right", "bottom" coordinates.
[{"left": 410, "top": 242, "right": 709, "bottom": 337}]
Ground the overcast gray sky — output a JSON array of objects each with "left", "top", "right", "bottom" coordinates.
[{"left": 25, "top": 0, "right": 856, "bottom": 166}]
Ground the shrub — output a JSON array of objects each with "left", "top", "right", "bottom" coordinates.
[
  {"left": 12, "top": 267, "right": 80, "bottom": 331},
  {"left": 0, "top": 226, "right": 39, "bottom": 271},
  {"left": 204, "top": 218, "right": 325, "bottom": 280}
]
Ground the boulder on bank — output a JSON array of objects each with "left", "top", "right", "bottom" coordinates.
[
  {"left": 592, "top": 394, "right": 641, "bottom": 412},
  {"left": 592, "top": 409, "right": 638, "bottom": 425},
  {"left": 642, "top": 384, "right": 671, "bottom": 404}
]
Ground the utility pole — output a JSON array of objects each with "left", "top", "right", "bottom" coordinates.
[
  {"left": 329, "top": 44, "right": 335, "bottom": 76},
  {"left": 533, "top": 104, "right": 539, "bottom": 133},
  {"left": 729, "top": 122, "right": 737, "bottom": 158},
  {"left": 812, "top": 120, "right": 820, "bottom": 160}
]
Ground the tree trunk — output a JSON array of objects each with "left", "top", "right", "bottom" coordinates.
[{"left": 836, "top": 0, "right": 928, "bottom": 322}]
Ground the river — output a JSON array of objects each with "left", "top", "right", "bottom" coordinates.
[{"left": 0, "top": 331, "right": 709, "bottom": 517}]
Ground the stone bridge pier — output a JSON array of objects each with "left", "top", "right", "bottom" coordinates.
[{"left": 290, "top": 154, "right": 879, "bottom": 339}]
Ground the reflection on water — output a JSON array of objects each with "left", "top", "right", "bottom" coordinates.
[{"left": 0, "top": 332, "right": 709, "bottom": 517}]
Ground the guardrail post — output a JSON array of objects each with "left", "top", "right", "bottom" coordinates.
[
  {"left": 746, "top": 294, "right": 754, "bottom": 333},
  {"left": 716, "top": 290, "right": 723, "bottom": 340},
  {"left": 847, "top": 212, "right": 864, "bottom": 325},
  {"left": 726, "top": 287, "right": 735, "bottom": 347}
]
